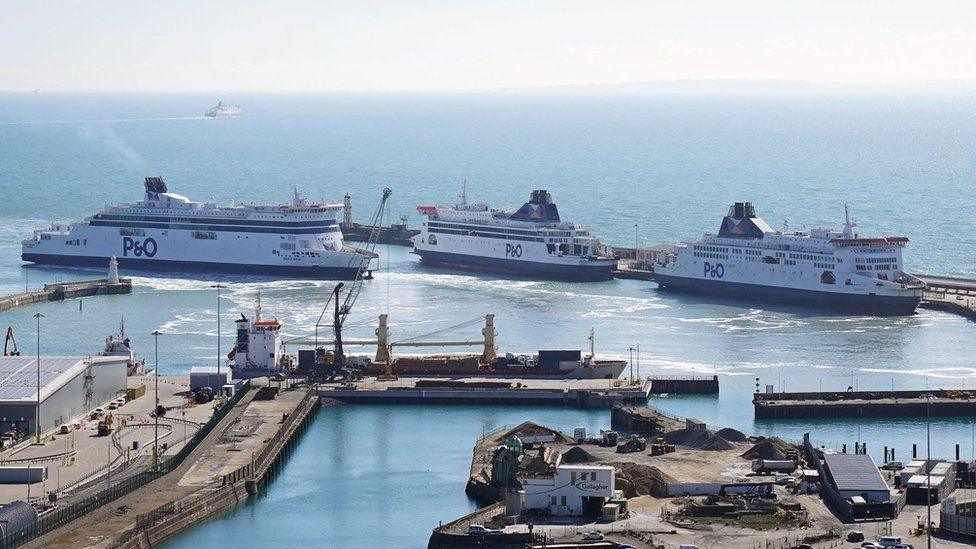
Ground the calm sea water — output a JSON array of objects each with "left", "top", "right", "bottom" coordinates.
[{"left": 0, "top": 92, "right": 974, "bottom": 547}]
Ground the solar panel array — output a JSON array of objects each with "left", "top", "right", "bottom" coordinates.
[{"left": 0, "top": 356, "right": 87, "bottom": 401}]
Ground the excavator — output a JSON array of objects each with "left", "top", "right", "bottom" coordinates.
[{"left": 3, "top": 327, "right": 20, "bottom": 356}]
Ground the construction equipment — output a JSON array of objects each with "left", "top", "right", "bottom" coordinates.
[
  {"left": 3, "top": 327, "right": 20, "bottom": 356},
  {"left": 599, "top": 430, "right": 619, "bottom": 447},
  {"left": 97, "top": 413, "right": 114, "bottom": 436},
  {"left": 311, "top": 188, "right": 392, "bottom": 382},
  {"left": 616, "top": 436, "right": 647, "bottom": 454}
]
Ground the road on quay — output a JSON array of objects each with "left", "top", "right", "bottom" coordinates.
[{"left": 23, "top": 388, "right": 258, "bottom": 549}]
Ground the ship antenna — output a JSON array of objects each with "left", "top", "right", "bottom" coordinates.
[
  {"left": 458, "top": 179, "right": 468, "bottom": 206},
  {"left": 255, "top": 291, "right": 263, "bottom": 322},
  {"left": 587, "top": 327, "right": 595, "bottom": 360},
  {"left": 843, "top": 203, "right": 856, "bottom": 238}
]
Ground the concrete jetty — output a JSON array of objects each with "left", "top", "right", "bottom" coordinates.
[
  {"left": 0, "top": 277, "right": 131, "bottom": 313},
  {"left": 18, "top": 380, "right": 320, "bottom": 548},
  {"left": 319, "top": 376, "right": 651, "bottom": 408},
  {"left": 754, "top": 389, "right": 976, "bottom": 419},
  {"left": 917, "top": 274, "right": 976, "bottom": 321}
]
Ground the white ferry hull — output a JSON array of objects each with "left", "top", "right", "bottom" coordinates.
[
  {"left": 414, "top": 249, "right": 615, "bottom": 281},
  {"left": 22, "top": 179, "right": 366, "bottom": 280},
  {"left": 654, "top": 272, "right": 921, "bottom": 315},
  {"left": 22, "top": 252, "right": 361, "bottom": 279}
]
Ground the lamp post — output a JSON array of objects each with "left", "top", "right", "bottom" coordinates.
[
  {"left": 627, "top": 347, "right": 635, "bottom": 384},
  {"left": 33, "top": 312, "right": 43, "bottom": 444},
  {"left": 210, "top": 284, "right": 226, "bottom": 382},
  {"left": 152, "top": 330, "right": 161, "bottom": 470},
  {"left": 921, "top": 392, "right": 934, "bottom": 549}
]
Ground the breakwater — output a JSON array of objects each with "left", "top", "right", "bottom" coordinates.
[{"left": 0, "top": 278, "right": 131, "bottom": 313}]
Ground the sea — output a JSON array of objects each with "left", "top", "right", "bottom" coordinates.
[{"left": 0, "top": 91, "right": 974, "bottom": 547}]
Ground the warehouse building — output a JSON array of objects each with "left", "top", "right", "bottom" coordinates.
[
  {"left": 0, "top": 355, "right": 128, "bottom": 438},
  {"left": 822, "top": 453, "right": 892, "bottom": 504}
]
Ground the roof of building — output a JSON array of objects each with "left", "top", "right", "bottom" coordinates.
[
  {"left": 823, "top": 453, "right": 890, "bottom": 493},
  {"left": 0, "top": 356, "right": 125, "bottom": 403},
  {"left": 189, "top": 366, "right": 227, "bottom": 375},
  {"left": 906, "top": 474, "right": 945, "bottom": 487}
]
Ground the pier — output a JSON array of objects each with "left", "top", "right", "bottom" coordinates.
[
  {"left": 17, "top": 379, "right": 321, "bottom": 548},
  {"left": 648, "top": 375, "right": 719, "bottom": 394},
  {"left": 319, "top": 376, "right": 651, "bottom": 408},
  {"left": 0, "top": 277, "right": 131, "bottom": 313},
  {"left": 917, "top": 273, "right": 976, "bottom": 321},
  {"left": 754, "top": 389, "right": 976, "bottom": 419}
]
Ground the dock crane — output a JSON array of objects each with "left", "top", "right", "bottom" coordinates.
[
  {"left": 311, "top": 188, "right": 392, "bottom": 381},
  {"left": 3, "top": 327, "right": 19, "bottom": 356}
]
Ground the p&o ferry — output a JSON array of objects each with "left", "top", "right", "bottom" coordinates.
[
  {"left": 412, "top": 187, "right": 617, "bottom": 281},
  {"left": 22, "top": 177, "right": 369, "bottom": 278},
  {"left": 652, "top": 202, "right": 924, "bottom": 314}
]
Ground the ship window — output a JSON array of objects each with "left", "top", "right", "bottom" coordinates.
[{"left": 821, "top": 271, "right": 836, "bottom": 284}]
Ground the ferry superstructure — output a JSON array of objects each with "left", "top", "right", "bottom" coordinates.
[
  {"left": 652, "top": 202, "right": 924, "bottom": 314},
  {"left": 412, "top": 188, "right": 617, "bottom": 281},
  {"left": 204, "top": 101, "right": 241, "bottom": 118},
  {"left": 22, "top": 177, "right": 368, "bottom": 278}
]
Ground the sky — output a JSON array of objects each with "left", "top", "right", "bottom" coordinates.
[{"left": 1, "top": 0, "right": 975, "bottom": 92}]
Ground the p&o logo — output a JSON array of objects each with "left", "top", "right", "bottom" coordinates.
[
  {"left": 122, "top": 237, "right": 158, "bottom": 258},
  {"left": 703, "top": 261, "right": 724, "bottom": 279},
  {"left": 505, "top": 243, "right": 523, "bottom": 258}
]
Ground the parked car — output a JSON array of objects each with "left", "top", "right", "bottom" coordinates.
[
  {"left": 582, "top": 531, "right": 604, "bottom": 540},
  {"left": 466, "top": 524, "right": 501, "bottom": 535},
  {"left": 775, "top": 474, "right": 793, "bottom": 485},
  {"left": 847, "top": 531, "right": 865, "bottom": 542},
  {"left": 876, "top": 536, "right": 905, "bottom": 547}
]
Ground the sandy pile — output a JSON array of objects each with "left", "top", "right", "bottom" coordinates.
[
  {"left": 608, "top": 461, "right": 674, "bottom": 498},
  {"left": 715, "top": 427, "right": 747, "bottom": 442},
  {"left": 663, "top": 428, "right": 734, "bottom": 451},
  {"left": 741, "top": 437, "right": 796, "bottom": 460},
  {"left": 561, "top": 446, "right": 598, "bottom": 464}
]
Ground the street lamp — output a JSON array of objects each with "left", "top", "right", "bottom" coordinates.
[
  {"left": 921, "top": 392, "right": 934, "bottom": 549},
  {"left": 627, "top": 347, "right": 635, "bottom": 384},
  {"left": 33, "top": 312, "right": 43, "bottom": 445},
  {"left": 210, "top": 284, "right": 226, "bottom": 382},
  {"left": 152, "top": 330, "right": 161, "bottom": 469}
]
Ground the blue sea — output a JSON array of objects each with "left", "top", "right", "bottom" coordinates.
[{"left": 0, "top": 92, "right": 974, "bottom": 547}]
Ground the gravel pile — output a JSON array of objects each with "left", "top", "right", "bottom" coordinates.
[
  {"left": 561, "top": 446, "right": 598, "bottom": 464},
  {"left": 741, "top": 437, "right": 796, "bottom": 460},
  {"left": 609, "top": 461, "right": 674, "bottom": 497},
  {"left": 662, "top": 428, "right": 734, "bottom": 451},
  {"left": 715, "top": 428, "right": 747, "bottom": 442}
]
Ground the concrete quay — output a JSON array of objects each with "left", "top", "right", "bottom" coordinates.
[
  {"left": 0, "top": 278, "right": 132, "bottom": 313},
  {"left": 754, "top": 389, "right": 976, "bottom": 419},
  {"left": 319, "top": 376, "right": 651, "bottom": 408},
  {"left": 18, "top": 380, "right": 319, "bottom": 548}
]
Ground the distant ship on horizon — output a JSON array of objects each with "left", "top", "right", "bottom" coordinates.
[
  {"left": 652, "top": 202, "right": 925, "bottom": 315},
  {"left": 205, "top": 100, "right": 241, "bottom": 118}
]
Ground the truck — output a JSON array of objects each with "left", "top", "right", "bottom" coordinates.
[
  {"left": 751, "top": 459, "right": 796, "bottom": 474},
  {"left": 599, "top": 430, "right": 619, "bottom": 447},
  {"left": 616, "top": 436, "right": 647, "bottom": 453}
]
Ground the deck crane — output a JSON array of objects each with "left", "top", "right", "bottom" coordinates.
[
  {"left": 312, "top": 188, "right": 392, "bottom": 381},
  {"left": 3, "top": 327, "right": 19, "bottom": 356}
]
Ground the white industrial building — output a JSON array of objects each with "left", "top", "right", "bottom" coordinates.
[
  {"left": 0, "top": 355, "right": 128, "bottom": 438},
  {"left": 519, "top": 464, "right": 615, "bottom": 516}
]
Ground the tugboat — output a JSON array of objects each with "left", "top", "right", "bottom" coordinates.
[
  {"left": 652, "top": 202, "right": 925, "bottom": 314},
  {"left": 412, "top": 186, "right": 617, "bottom": 281}
]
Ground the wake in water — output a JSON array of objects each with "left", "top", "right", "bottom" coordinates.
[{"left": 0, "top": 116, "right": 211, "bottom": 126}]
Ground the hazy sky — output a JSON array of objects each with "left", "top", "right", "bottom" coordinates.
[{"left": 2, "top": 0, "right": 975, "bottom": 91}]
